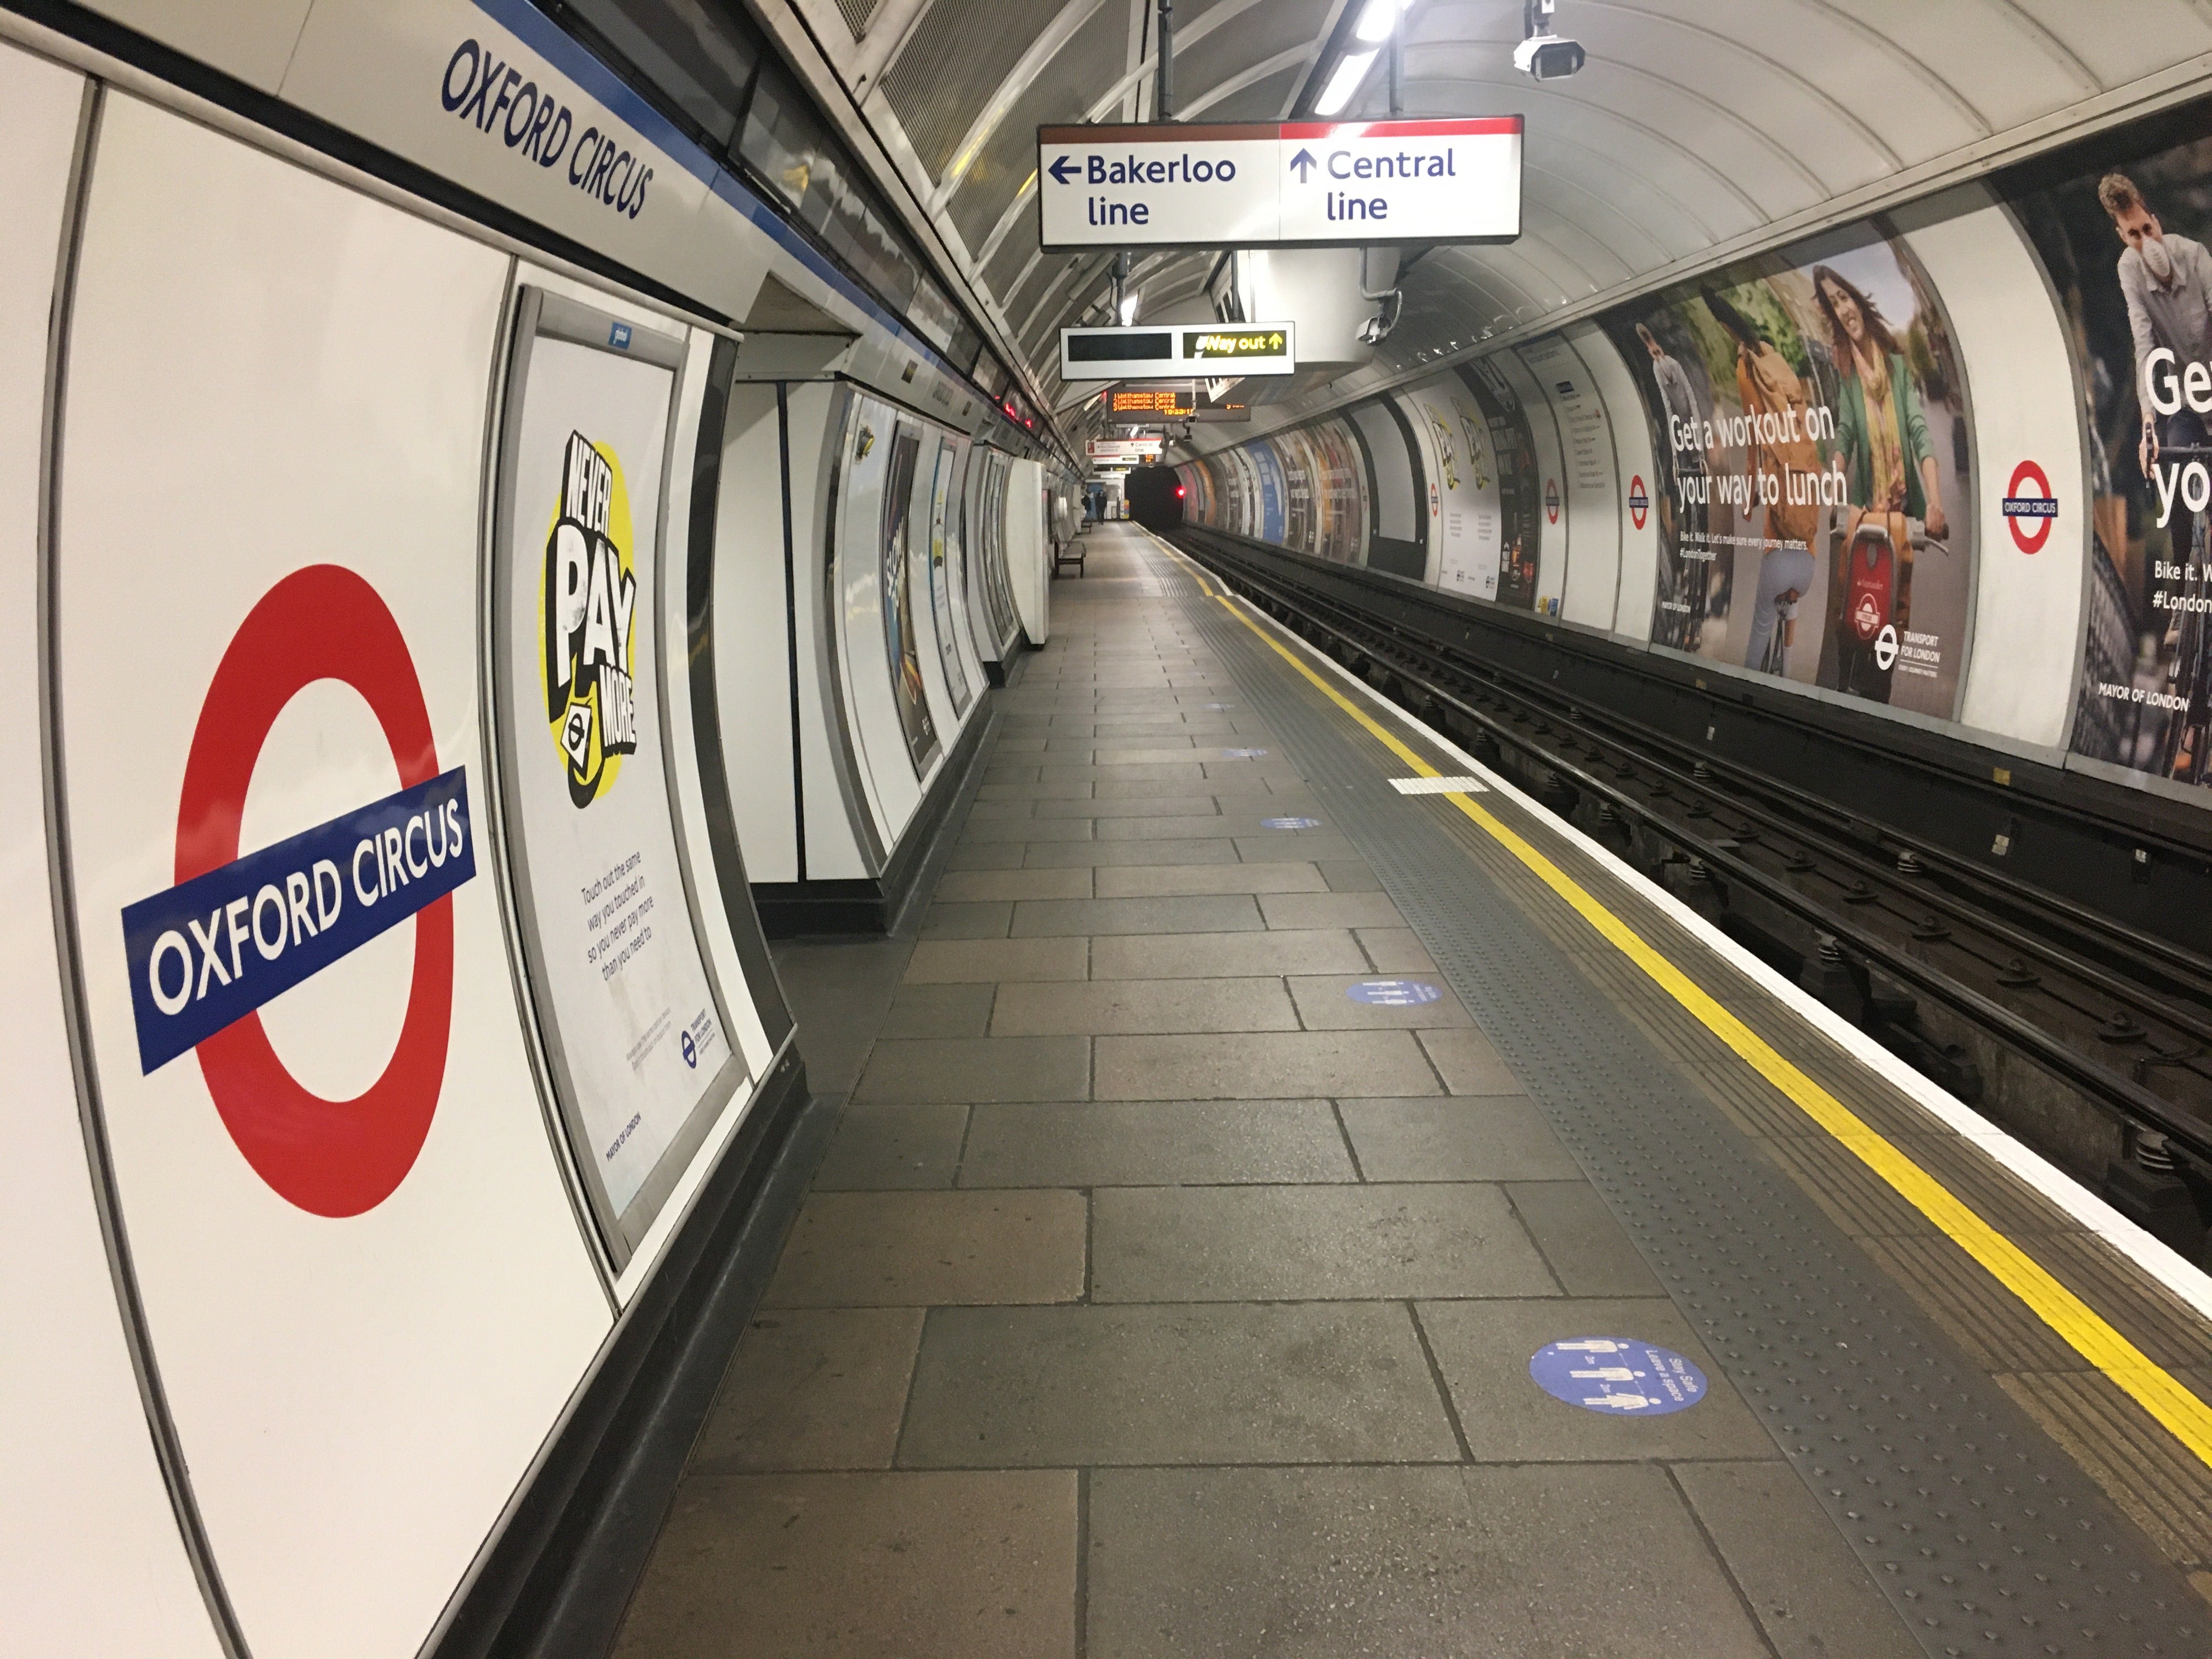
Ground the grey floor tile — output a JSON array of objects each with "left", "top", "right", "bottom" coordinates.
[
  {"left": 1416, "top": 1297, "right": 1777, "bottom": 1461},
  {"left": 1020, "top": 838, "right": 1243, "bottom": 867},
  {"left": 1094, "top": 1030, "right": 1441, "bottom": 1099},
  {"left": 1287, "top": 973, "right": 1474, "bottom": 1029},
  {"left": 1358, "top": 926, "right": 1438, "bottom": 972},
  {"left": 960, "top": 816, "right": 1096, "bottom": 844},
  {"left": 854, "top": 1036, "right": 1091, "bottom": 1104},
  {"left": 773, "top": 936, "right": 916, "bottom": 1097},
  {"left": 960, "top": 1100, "right": 1356, "bottom": 1187},
  {"left": 933, "top": 866, "right": 1092, "bottom": 902},
  {"left": 1039, "top": 761, "right": 1204, "bottom": 783},
  {"left": 1092, "top": 860, "right": 1327, "bottom": 896},
  {"left": 879, "top": 981, "right": 998, "bottom": 1038},
  {"left": 1505, "top": 1181, "right": 1664, "bottom": 1296},
  {"left": 1339, "top": 1098, "right": 1582, "bottom": 1182},
  {"left": 963, "top": 799, "right": 1036, "bottom": 821},
  {"left": 943, "top": 842, "right": 1027, "bottom": 870},
  {"left": 1233, "top": 833, "right": 1362, "bottom": 862},
  {"left": 898, "top": 1302, "right": 1460, "bottom": 1466},
  {"left": 1259, "top": 890, "right": 1409, "bottom": 930},
  {"left": 1094, "top": 774, "right": 1274, "bottom": 799},
  {"left": 990, "top": 977, "right": 1296, "bottom": 1036},
  {"left": 1029, "top": 794, "right": 1223, "bottom": 819},
  {"left": 813, "top": 1103, "right": 969, "bottom": 1190},
  {"left": 690, "top": 1308, "right": 925, "bottom": 1472},
  {"left": 1317, "top": 859, "right": 1383, "bottom": 890},
  {"left": 1092, "top": 814, "right": 1251, "bottom": 839},
  {"left": 904, "top": 936, "right": 1087, "bottom": 984},
  {"left": 1009, "top": 894, "right": 1265, "bottom": 936},
  {"left": 1092, "top": 1183, "right": 1555, "bottom": 1301},
  {"left": 1085, "top": 1465, "right": 1773, "bottom": 1659},
  {"left": 1418, "top": 1026, "right": 1521, "bottom": 1094},
  {"left": 764, "top": 1190, "right": 1087, "bottom": 1307},
  {"left": 920, "top": 901, "right": 1013, "bottom": 939},
  {"left": 1088, "top": 928, "right": 1368, "bottom": 978},
  {"left": 974, "top": 779, "right": 1094, "bottom": 802},
  {"left": 1672, "top": 1462, "right": 1923, "bottom": 1659},
  {"left": 612, "top": 1470, "right": 1075, "bottom": 1659}
]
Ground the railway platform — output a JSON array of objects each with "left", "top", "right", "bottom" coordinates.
[{"left": 611, "top": 526, "right": 2212, "bottom": 1659}]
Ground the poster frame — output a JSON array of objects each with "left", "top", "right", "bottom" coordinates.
[{"left": 486, "top": 285, "right": 747, "bottom": 1271}]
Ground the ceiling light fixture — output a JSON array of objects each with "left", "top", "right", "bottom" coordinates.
[
  {"left": 1353, "top": 0, "right": 1405, "bottom": 44},
  {"left": 1314, "top": 48, "right": 1376, "bottom": 115}
]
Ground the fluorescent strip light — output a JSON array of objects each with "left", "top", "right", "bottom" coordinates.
[
  {"left": 1315, "top": 48, "right": 1376, "bottom": 115},
  {"left": 1355, "top": 0, "right": 1402, "bottom": 44}
]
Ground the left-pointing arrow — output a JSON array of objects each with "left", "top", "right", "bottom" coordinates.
[{"left": 1048, "top": 155, "right": 1080, "bottom": 184}]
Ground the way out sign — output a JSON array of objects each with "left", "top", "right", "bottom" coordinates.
[{"left": 1037, "top": 118, "right": 1522, "bottom": 251}]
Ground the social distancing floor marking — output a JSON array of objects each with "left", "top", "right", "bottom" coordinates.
[{"left": 1160, "top": 539, "right": 2212, "bottom": 1470}]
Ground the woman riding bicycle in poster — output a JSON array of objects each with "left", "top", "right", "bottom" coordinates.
[
  {"left": 1813, "top": 264, "right": 1950, "bottom": 700},
  {"left": 1700, "top": 286, "right": 1822, "bottom": 675}
]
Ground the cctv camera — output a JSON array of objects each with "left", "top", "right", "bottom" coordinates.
[{"left": 1514, "top": 32, "right": 1584, "bottom": 78}]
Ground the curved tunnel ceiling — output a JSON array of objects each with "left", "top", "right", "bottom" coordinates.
[{"left": 787, "top": 0, "right": 2212, "bottom": 436}]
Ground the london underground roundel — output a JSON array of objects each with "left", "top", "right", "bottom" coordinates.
[
  {"left": 1544, "top": 477, "right": 1560, "bottom": 524},
  {"left": 2001, "top": 460, "right": 2056, "bottom": 555},
  {"left": 120, "top": 566, "right": 476, "bottom": 1217},
  {"left": 1628, "top": 475, "right": 1649, "bottom": 531}
]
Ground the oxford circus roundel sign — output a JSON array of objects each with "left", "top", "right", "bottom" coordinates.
[
  {"left": 121, "top": 566, "right": 477, "bottom": 1217},
  {"left": 2002, "top": 460, "right": 2056, "bottom": 555},
  {"left": 1628, "top": 475, "right": 1649, "bottom": 531}
]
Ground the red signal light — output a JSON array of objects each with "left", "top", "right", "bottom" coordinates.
[{"left": 1175, "top": 484, "right": 1186, "bottom": 498}]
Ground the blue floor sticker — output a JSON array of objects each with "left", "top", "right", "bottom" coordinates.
[
  {"left": 1259, "top": 816, "right": 1320, "bottom": 830},
  {"left": 1346, "top": 979, "right": 1442, "bottom": 1006},
  {"left": 1529, "top": 1339, "right": 1707, "bottom": 1415}
]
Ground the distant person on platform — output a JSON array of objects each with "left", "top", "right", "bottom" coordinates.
[
  {"left": 2103, "top": 172, "right": 2212, "bottom": 544},
  {"left": 1637, "top": 321, "right": 1710, "bottom": 650}
]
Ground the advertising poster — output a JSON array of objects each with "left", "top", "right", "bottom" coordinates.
[
  {"left": 1252, "top": 439, "right": 1287, "bottom": 543},
  {"left": 879, "top": 427, "right": 941, "bottom": 772},
  {"left": 1460, "top": 360, "right": 1545, "bottom": 610},
  {"left": 1279, "top": 428, "right": 1316, "bottom": 554},
  {"left": 496, "top": 293, "right": 740, "bottom": 1257},
  {"left": 1415, "top": 374, "right": 1503, "bottom": 600},
  {"left": 1602, "top": 229, "right": 1976, "bottom": 717},
  {"left": 2013, "top": 137, "right": 2212, "bottom": 786},
  {"left": 1310, "top": 418, "right": 1368, "bottom": 563},
  {"left": 927, "top": 442, "right": 975, "bottom": 719}
]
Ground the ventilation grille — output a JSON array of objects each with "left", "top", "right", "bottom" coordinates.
[
  {"left": 880, "top": 0, "right": 1066, "bottom": 180},
  {"left": 834, "top": 0, "right": 881, "bottom": 38}
]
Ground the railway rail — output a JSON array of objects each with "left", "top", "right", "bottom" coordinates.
[{"left": 1172, "top": 527, "right": 2212, "bottom": 1250}]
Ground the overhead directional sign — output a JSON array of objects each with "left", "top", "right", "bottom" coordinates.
[
  {"left": 1062, "top": 323, "right": 1296, "bottom": 381},
  {"left": 1038, "top": 118, "right": 1522, "bottom": 250},
  {"left": 1089, "top": 437, "right": 1164, "bottom": 463}
]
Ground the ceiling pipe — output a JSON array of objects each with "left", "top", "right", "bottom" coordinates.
[{"left": 1156, "top": 0, "right": 1175, "bottom": 121}]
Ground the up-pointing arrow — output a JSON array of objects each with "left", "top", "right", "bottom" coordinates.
[
  {"left": 1288, "top": 148, "right": 1318, "bottom": 182},
  {"left": 1048, "top": 155, "right": 1080, "bottom": 185}
]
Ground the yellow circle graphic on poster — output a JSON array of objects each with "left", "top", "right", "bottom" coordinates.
[{"left": 540, "top": 430, "right": 641, "bottom": 809}]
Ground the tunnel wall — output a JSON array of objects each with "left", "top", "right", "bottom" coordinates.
[
  {"left": 1177, "top": 98, "right": 2212, "bottom": 817},
  {"left": 0, "top": 9, "right": 1053, "bottom": 1655}
]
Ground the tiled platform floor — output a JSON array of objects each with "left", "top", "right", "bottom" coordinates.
[{"left": 611, "top": 527, "right": 1921, "bottom": 1658}]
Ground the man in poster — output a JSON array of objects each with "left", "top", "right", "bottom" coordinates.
[
  {"left": 1638, "top": 321, "right": 1711, "bottom": 648},
  {"left": 2103, "top": 171, "right": 2212, "bottom": 775}
]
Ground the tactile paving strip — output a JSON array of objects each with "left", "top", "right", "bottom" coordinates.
[{"left": 1159, "top": 550, "right": 2208, "bottom": 1659}]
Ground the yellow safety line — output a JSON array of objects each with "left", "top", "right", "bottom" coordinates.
[{"left": 1166, "top": 541, "right": 2212, "bottom": 1466}]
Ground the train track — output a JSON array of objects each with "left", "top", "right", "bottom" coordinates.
[{"left": 1173, "top": 528, "right": 2212, "bottom": 1216}]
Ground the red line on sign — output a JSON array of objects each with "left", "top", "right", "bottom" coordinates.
[{"left": 1279, "top": 117, "right": 1523, "bottom": 140}]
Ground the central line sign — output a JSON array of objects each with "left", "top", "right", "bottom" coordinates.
[{"left": 1037, "top": 117, "right": 1522, "bottom": 251}]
